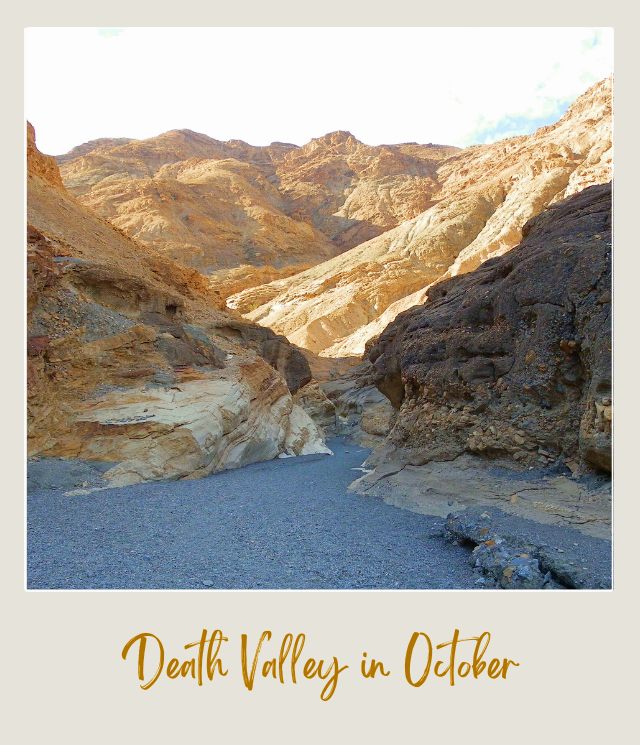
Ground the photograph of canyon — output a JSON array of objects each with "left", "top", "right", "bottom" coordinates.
[{"left": 26, "top": 28, "right": 612, "bottom": 590}]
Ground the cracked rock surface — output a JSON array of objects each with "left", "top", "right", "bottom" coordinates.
[{"left": 443, "top": 507, "right": 611, "bottom": 589}]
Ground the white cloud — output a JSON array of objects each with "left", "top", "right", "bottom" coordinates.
[{"left": 25, "top": 27, "right": 613, "bottom": 154}]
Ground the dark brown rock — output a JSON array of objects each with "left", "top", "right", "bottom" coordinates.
[
  {"left": 213, "top": 319, "right": 312, "bottom": 393},
  {"left": 367, "top": 183, "right": 612, "bottom": 473}
]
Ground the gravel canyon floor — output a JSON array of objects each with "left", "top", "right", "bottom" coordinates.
[{"left": 27, "top": 438, "right": 610, "bottom": 590}]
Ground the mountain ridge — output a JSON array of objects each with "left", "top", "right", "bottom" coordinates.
[
  {"left": 233, "top": 77, "right": 612, "bottom": 358},
  {"left": 53, "top": 125, "right": 461, "bottom": 279},
  {"left": 41, "top": 77, "right": 612, "bottom": 365}
]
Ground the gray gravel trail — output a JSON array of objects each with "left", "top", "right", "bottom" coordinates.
[{"left": 28, "top": 438, "right": 487, "bottom": 590}]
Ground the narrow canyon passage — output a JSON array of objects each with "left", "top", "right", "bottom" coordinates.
[
  {"left": 25, "top": 80, "right": 612, "bottom": 591},
  {"left": 27, "top": 438, "right": 484, "bottom": 590}
]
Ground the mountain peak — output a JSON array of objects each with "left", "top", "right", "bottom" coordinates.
[{"left": 311, "top": 130, "right": 361, "bottom": 147}]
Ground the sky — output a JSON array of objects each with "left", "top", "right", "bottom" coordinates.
[{"left": 25, "top": 27, "right": 613, "bottom": 155}]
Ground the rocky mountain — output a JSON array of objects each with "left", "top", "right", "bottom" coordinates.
[
  {"left": 55, "top": 128, "right": 457, "bottom": 286},
  {"left": 57, "top": 132, "right": 336, "bottom": 276},
  {"left": 235, "top": 78, "right": 612, "bottom": 358},
  {"left": 27, "top": 77, "right": 613, "bottom": 496},
  {"left": 27, "top": 123, "right": 331, "bottom": 489}
]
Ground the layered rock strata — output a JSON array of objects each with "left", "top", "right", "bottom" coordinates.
[
  {"left": 237, "top": 79, "right": 612, "bottom": 358},
  {"left": 27, "top": 124, "right": 330, "bottom": 488}
]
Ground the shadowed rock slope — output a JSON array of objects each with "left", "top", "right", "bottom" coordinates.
[
  {"left": 27, "top": 123, "right": 330, "bottom": 489},
  {"left": 366, "top": 183, "right": 612, "bottom": 476}
]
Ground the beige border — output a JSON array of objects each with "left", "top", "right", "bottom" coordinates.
[{"left": 4, "top": 3, "right": 638, "bottom": 741}]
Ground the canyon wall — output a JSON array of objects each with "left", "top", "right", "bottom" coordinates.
[
  {"left": 365, "top": 183, "right": 612, "bottom": 475},
  {"left": 27, "top": 123, "right": 330, "bottom": 489}
]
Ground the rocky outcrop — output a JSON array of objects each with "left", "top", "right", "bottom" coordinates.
[
  {"left": 366, "top": 183, "right": 612, "bottom": 475},
  {"left": 210, "top": 317, "right": 312, "bottom": 394},
  {"left": 322, "top": 368, "right": 396, "bottom": 446},
  {"left": 27, "top": 124, "right": 331, "bottom": 489},
  {"left": 292, "top": 381, "right": 337, "bottom": 433},
  {"left": 444, "top": 507, "right": 611, "bottom": 589},
  {"left": 27, "top": 122, "right": 64, "bottom": 189},
  {"left": 237, "top": 78, "right": 612, "bottom": 358}
]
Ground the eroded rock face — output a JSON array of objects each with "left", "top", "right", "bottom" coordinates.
[
  {"left": 366, "top": 183, "right": 612, "bottom": 474},
  {"left": 27, "top": 122, "right": 64, "bottom": 189},
  {"left": 320, "top": 363, "right": 397, "bottom": 446},
  {"left": 292, "top": 381, "right": 337, "bottom": 433},
  {"left": 27, "top": 124, "right": 330, "bottom": 488},
  {"left": 208, "top": 263, "right": 314, "bottom": 304},
  {"left": 55, "top": 365, "right": 329, "bottom": 487},
  {"left": 237, "top": 78, "right": 612, "bottom": 357},
  {"left": 210, "top": 318, "right": 312, "bottom": 393},
  {"left": 274, "top": 131, "right": 457, "bottom": 249}
]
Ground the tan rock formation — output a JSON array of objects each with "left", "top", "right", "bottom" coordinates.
[
  {"left": 292, "top": 381, "right": 337, "bottom": 433},
  {"left": 27, "top": 122, "right": 64, "bottom": 189},
  {"left": 319, "top": 363, "right": 397, "bottom": 447},
  {"left": 236, "top": 78, "right": 612, "bottom": 358},
  {"left": 56, "top": 128, "right": 458, "bottom": 276},
  {"left": 69, "top": 157, "right": 336, "bottom": 274},
  {"left": 274, "top": 131, "right": 458, "bottom": 249},
  {"left": 27, "top": 124, "right": 330, "bottom": 488},
  {"left": 208, "top": 262, "right": 314, "bottom": 303}
]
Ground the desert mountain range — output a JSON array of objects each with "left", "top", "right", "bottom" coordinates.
[
  {"left": 57, "top": 128, "right": 456, "bottom": 285},
  {"left": 56, "top": 79, "right": 611, "bottom": 362},
  {"left": 28, "top": 76, "right": 612, "bottom": 493}
]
